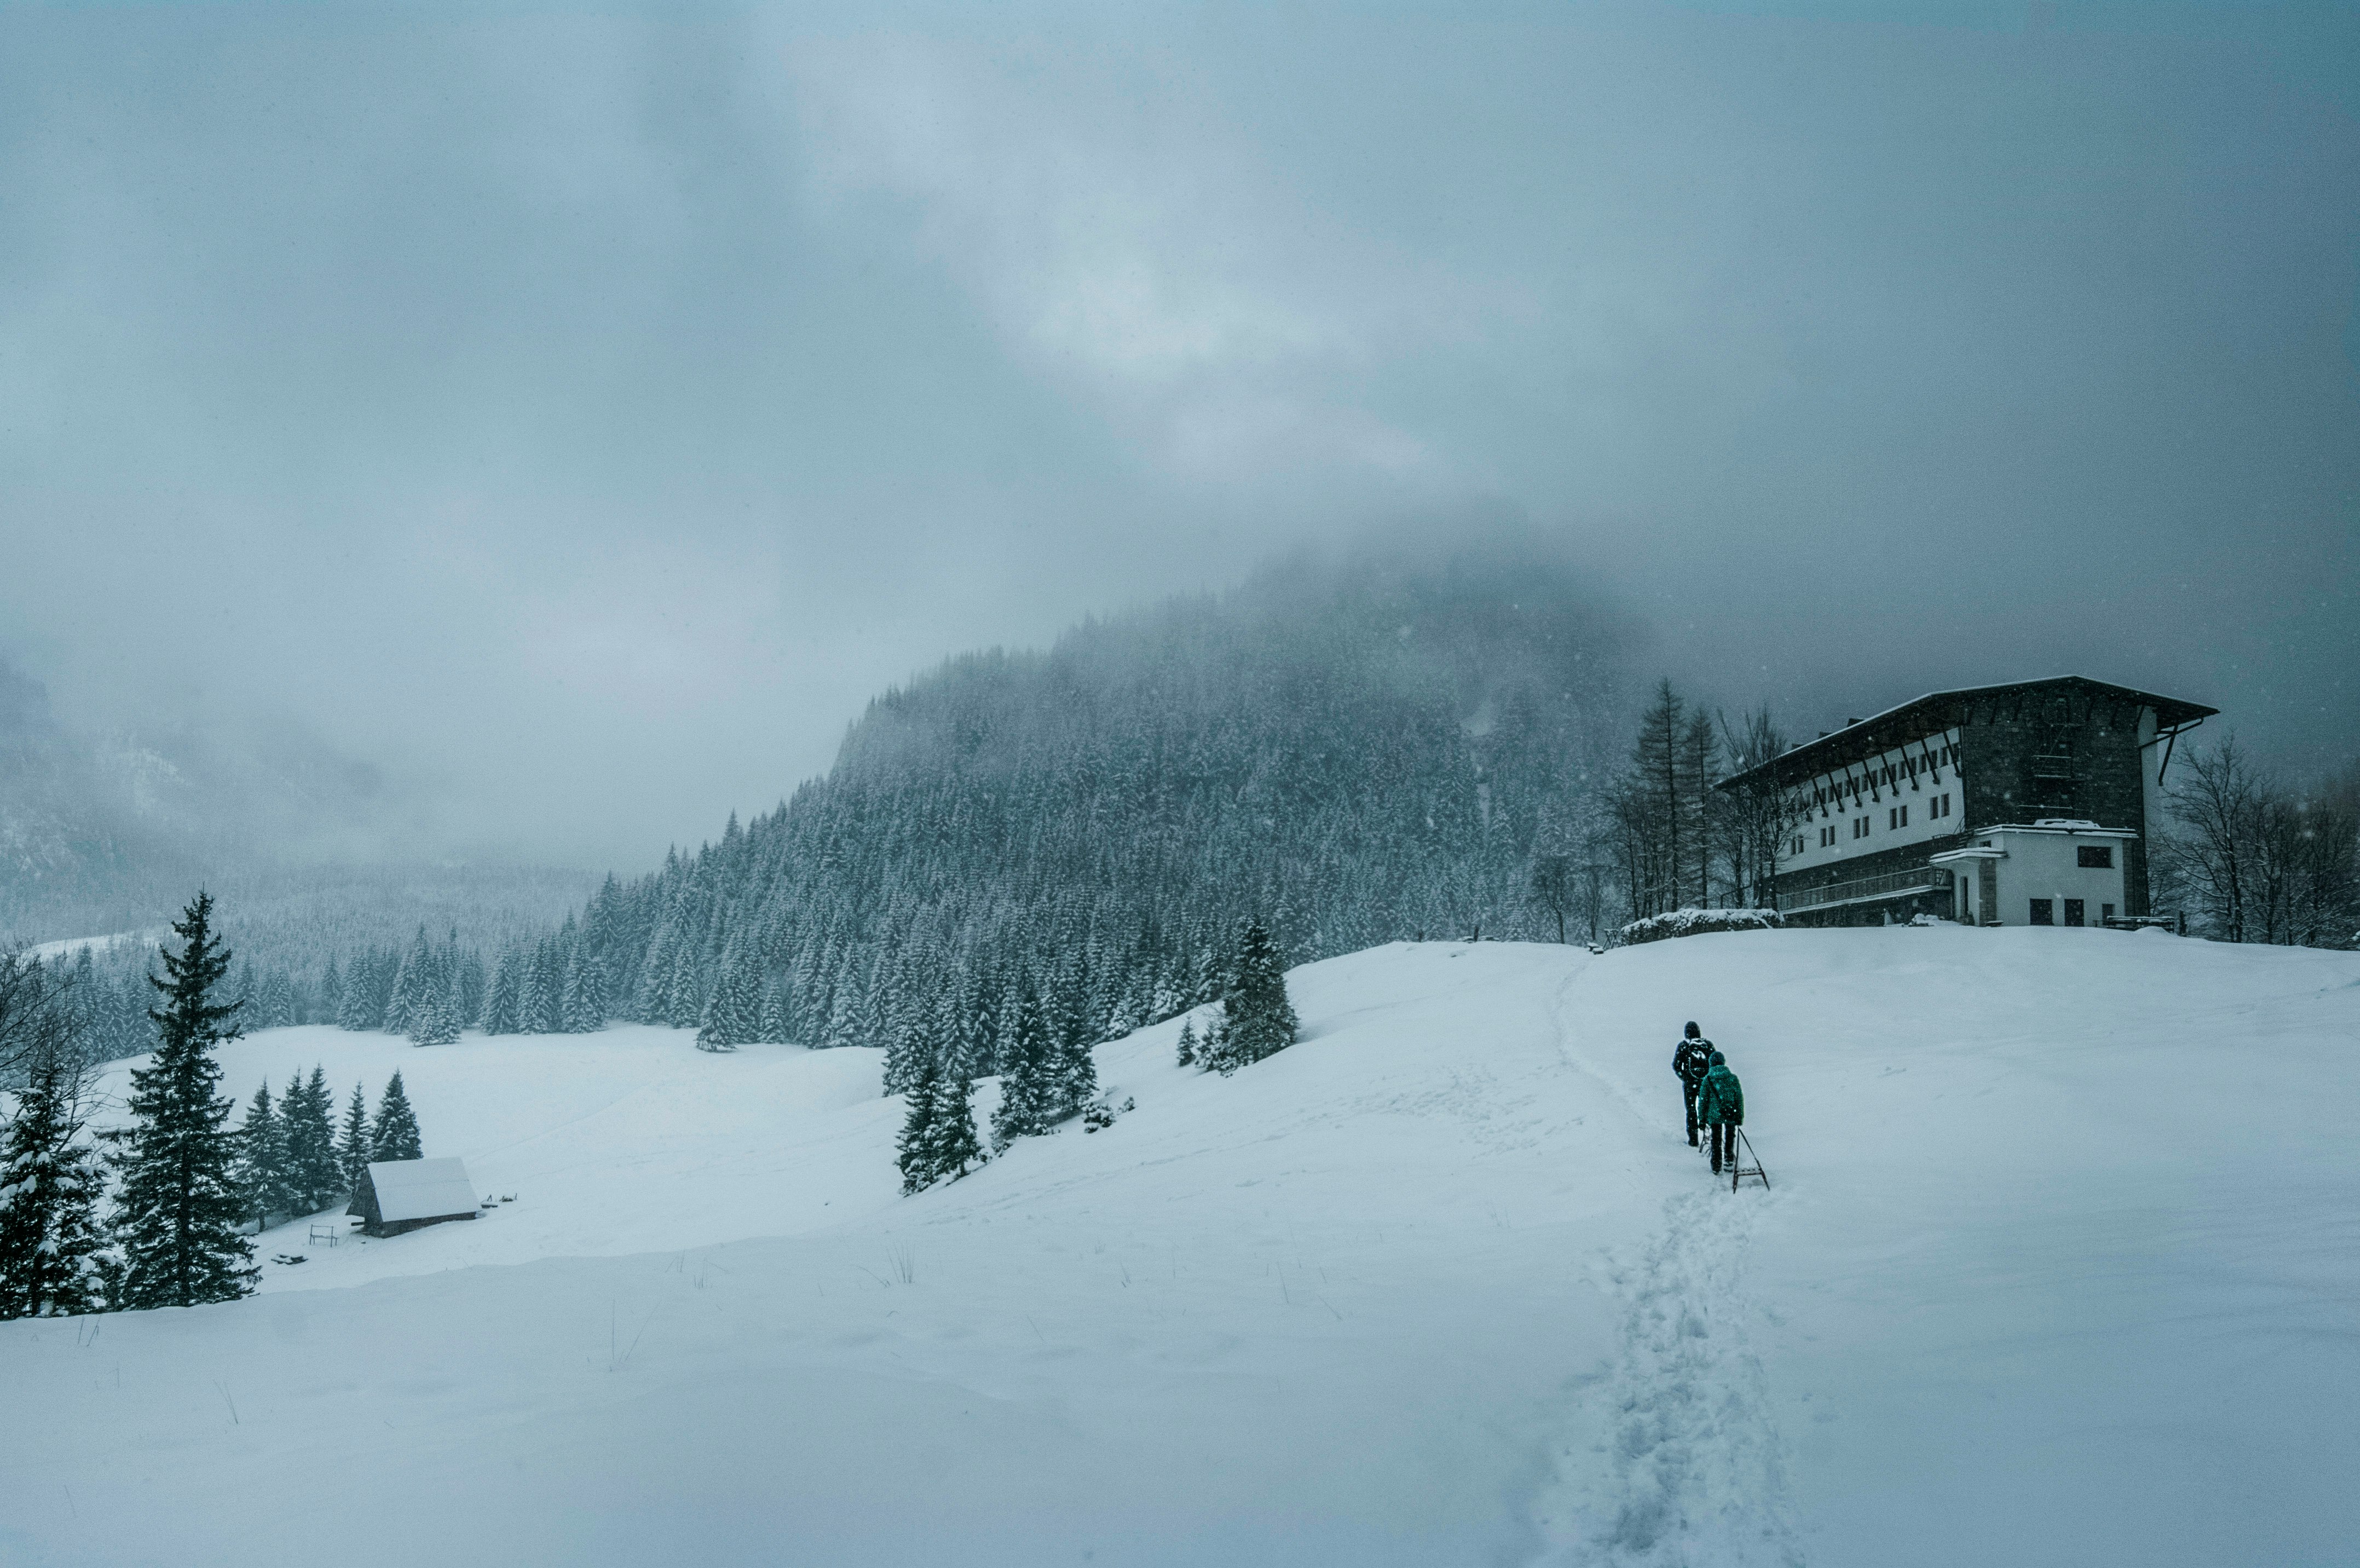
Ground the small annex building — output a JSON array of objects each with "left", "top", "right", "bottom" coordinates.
[
  {"left": 1717, "top": 675, "right": 2217, "bottom": 928},
  {"left": 349, "top": 1157, "right": 481, "bottom": 1238}
]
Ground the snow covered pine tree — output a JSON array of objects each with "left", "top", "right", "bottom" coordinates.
[
  {"left": 921, "top": 1064, "right": 984, "bottom": 1185},
  {"left": 0, "top": 1050, "right": 111, "bottom": 1317},
  {"left": 989, "top": 983, "right": 1061, "bottom": 1148},
  {"left": 108, "top": 892, "right": 259, "bottom": 1308},
  {"left": 336, "top": 1083, "right": 372, "bottom": 1196},
  {"left": 370, "top": 1071, "right": 424, "bottom": 1161},
  {"left": 284, "top": 1067, "right": 342, "bottom": 1212},
  {"left": 895, "top": 1058, "right": 942, "bottom": 1194},
  {"left": 235, "top": 1082, "right": 295, "bottom": 1231},
  {"left": 1201, "top": 918, "right": 1297, "bottom": 1075}
]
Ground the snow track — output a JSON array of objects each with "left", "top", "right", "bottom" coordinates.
[{"left": 1531, "top": 1186, "right": 1802, "bottom": 1566}]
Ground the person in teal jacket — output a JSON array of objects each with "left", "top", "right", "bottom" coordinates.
[{"left": 1698, "top": 1050, "right": 1744, "bottom": 1175}]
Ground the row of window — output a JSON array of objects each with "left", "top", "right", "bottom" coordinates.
[{"left": 1791, "top": 792, "right": 1956, "bottom": 857}]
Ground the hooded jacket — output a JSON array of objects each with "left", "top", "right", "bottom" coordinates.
[{"left": 1698, "top": 1059, "right": 1744, "bottom": 1126}]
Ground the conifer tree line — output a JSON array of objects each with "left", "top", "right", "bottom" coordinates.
[{"left": 29, "top": 910, "right": 621, "bottom": 1063}]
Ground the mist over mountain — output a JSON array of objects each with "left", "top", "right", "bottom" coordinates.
[
  {"left": 563, "top": 534, "right": 1639, "bottom": 1066},
  {"left": 0, "top": 654, "right": 595, "bottom": 962}
]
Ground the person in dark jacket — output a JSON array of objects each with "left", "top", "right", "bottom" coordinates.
[
  {"left": 1698, "top": 1050, "right": 1744, "bottom": 1175},
  {"left": 1672, "top": 1023, "right": 1713, "bottom": 1147}
]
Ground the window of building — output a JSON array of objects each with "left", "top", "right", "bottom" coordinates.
[
  {"left": 1854, "top": 815, "right": 1870, "bottom": 839},
  {"left": 2101, "top": 903, "right": 2115, "bottom": 924},
  {"left": 1899, "top": 804, "right": 1908, "bottom": 827},
  {"left": 2077, "top": 845, "right": 2113, "bottom": 868},
  {"left": 2029, "top": 898, "right": 2055, "bottom": 925},
  {"left": 2064, "top": 898, "right": 2085, "bottom": 927}
]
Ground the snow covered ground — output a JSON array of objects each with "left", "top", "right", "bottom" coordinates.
[{"left": 5, "top": 929, "right": 2356, "bottom": 1567}]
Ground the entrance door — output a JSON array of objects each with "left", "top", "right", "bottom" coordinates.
[{"left": 2064, "top": 898, "right": 2085, "bottom": 927}]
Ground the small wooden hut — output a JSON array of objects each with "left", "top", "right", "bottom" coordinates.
[{"left": 349, "top": 1157, "right": 482, "bottom": 1238}]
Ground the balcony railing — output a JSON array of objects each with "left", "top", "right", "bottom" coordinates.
[{"left": 1779, "top": 864, "right": 1951, "bottom": 913}]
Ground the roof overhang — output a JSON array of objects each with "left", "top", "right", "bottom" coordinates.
[{"left": 1717, "top": 676, "right": 2218, "bottom": 794}]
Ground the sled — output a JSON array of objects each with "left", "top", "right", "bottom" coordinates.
[{"left": 1729, "top": 1129, "right": 1769, "bottom": 1193}]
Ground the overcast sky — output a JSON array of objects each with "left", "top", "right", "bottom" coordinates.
[{"left": 3, "top": 2, "right": 2353, "bottom": 871}]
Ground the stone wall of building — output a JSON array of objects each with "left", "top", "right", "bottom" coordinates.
[{"left": 1953, "top": 687, "right": 2154, "bottom": 914}]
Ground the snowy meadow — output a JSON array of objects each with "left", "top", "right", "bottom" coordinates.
[{"left": 5, "top": 927, "right": 2354, "bottom": 1567}]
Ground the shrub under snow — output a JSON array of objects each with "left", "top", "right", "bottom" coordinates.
[{"left": 1618, "top": 907, "right": 1784, "bottom": 945}]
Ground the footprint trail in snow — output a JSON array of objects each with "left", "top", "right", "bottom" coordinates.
[{"left": 1529, "top": 1184, "right": 1804, "bottom": 1567}]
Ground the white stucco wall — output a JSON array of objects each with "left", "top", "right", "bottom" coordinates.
[
  {"left": 1986, "top": 829, "right": 2132, "bottom": 926},
  {"left": 1776, "top": 726, "right": 1964, "bottom": 876}
]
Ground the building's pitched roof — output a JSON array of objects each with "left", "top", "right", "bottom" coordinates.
[
  {"left": 1716, "top": 676, "right": 2217, "bottom": 793},
  {"left": 366, "top": 1157, "right": 480, "bottom": 1224}
]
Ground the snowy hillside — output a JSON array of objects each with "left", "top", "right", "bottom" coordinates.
[{"left": 5, "top": 930, "right": 2356, "bottom": 1567}]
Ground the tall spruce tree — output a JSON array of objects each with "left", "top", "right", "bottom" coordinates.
[
  {"left": 234, "top": 1082, "right": 295, "bottom": 1231},
  {"left": 1208, "top": 918, "right": 1296, "bottom": 1074},
  {"left": 989, "top": 983, "right": 1060, "bottom": 1147},
  {"left": 408, "top": 971, "right": 461, "bottom": 1047},
  {"left": 110, "top": 892, "right": 258, "bottom": 1308},
  {"left": 0, "top": 1051, "right": 110, "bottom": 1318},
  {"left": 895, "top": 1058, "right": 943, "bottom": 1194},
  {"left": 336, "top": 1083, "right": 372, "bottom": 1194},
  {"left": 382, "top": 927, "right": 431, "bottom": 1036},
  {"left": 695, "top": 940, "right": 758, "bottom": 1052},
  {"left": 561, "top": 948, "right": 607, "bottom": 1034},
  {"left": 370, "top": 1071, "right": 423, "bottom": 1161},
  {"left": 882, "top": 997, "right": 943, "bottom": 1096},
  {"left": 284, "top": 1066, "right": 341, "bottom": 1211},
  {"left": 921, "top": 1065, "right": 984, "bottom": 1186}
]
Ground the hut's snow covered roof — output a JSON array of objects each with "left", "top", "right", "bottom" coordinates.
[{"left": 367, "top": 1157, "right": 480, "bottom": 1223}]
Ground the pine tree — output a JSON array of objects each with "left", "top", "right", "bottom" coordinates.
[
  {"left": 481, "top": 946, "right": 521, "bottom": 1035},
  {"left": 1175, "top": 1017, "right": 1196, "bottom": 1067},
  {"left": 336, "top": 951, "right": 380, "bottom": 1031},
  {"left": 921, "top": 1065, "right": 984, "bottom": 1185},
  {"left": 318, "top": 956, "right": 345, "bottom": 1029},
  {"left": 881, "top": 994, "right": 942, "bottom": 1095},
  {"left": 407, "top": 971, "right": 461, "bottom": 1047},
  {"left": 695, "top": 940, "right": 758, "bottom": 1052},
  {"left": 755, "top": 982, "right": 791, "bottom": 1045},
  {"left": 895, "top": 1058, "right": 942, "bottom": 1195},
  {"left": 336, "top": 1083, "right": 372, "bottom": 1195},
  {"left": 109, "top": 892, "right": 258, "bottom": 1308},
  {"left": 1053, "top": 993, "right": 1099, "bottom": 1121},
  {"left": 382, "top": 927, "right": 431, "bottom": 1036},
  {"left": 234, "top": 1082, "right": 295, "bottom": 1231},
  {"left": 513, "top": 941, "right": 545, "bottom": 1035},
  {"left": 0, "top": 1052, "right": 109, "bottom": 1318},
  {"left": 561, "top": 948, "right": 607, "bottom": 1034},
  {"left": 370, "top": 1071, "right": 423, "bottom": 1161},
  {"left": 1213, "top": 918, "right": 1297, "bottom": 1073},
  {"left": 284, "top": 1066, "right": 340, "bottom": 1212},
  {"left": 989, "top": 983, "right": 1059, "bottom": 1147}
]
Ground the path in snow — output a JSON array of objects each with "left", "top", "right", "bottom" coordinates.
[{"left": 1527, "top": 961, "right": 1803, "bottom": 1567}]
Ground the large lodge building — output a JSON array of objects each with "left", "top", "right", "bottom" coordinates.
[{"left": 1718, "top": 676, "right": 2217, "bottom": 929}]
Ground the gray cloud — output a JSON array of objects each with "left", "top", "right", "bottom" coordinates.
[{"left": 2, "top": 2, "right": 2353, "bottom": 871}]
